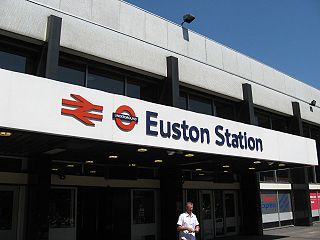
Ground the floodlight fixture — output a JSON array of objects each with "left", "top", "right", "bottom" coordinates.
[{"left": 181, "top": 14, "right": 195, "bottom": 25}]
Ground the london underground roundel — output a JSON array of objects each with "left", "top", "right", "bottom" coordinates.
[{"left": 112, "top": 105, "right": 138, "bottom": 131}]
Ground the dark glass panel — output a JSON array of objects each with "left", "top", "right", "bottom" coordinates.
[
  {"left": 189, "top": 95, "right": 212, "bottom": 115},
  {"left": 87, "top": 70, "right": 124, "bottom": 95},
  {"left": 127, "top": 80, "right": 141, "bottom": 99},
  {"left": 276, "top": 169, "right": 290, "bottom": 183},
  {"left": 0, "top": 50, "right": 26, "bottom": 73},
  {"left": 214, "top": 100, "right": 236, "bottom": 120},
  {"left": 255, "top": 112, "right": 271, "bottom": 129},
  {"left": 56, "top": 64, "right": 85, "bottom": 86},
  {"left": 271, "top": 116, "right": 288, "bottom": 132},
  {"left": 259, "top": 171, "right": 276, "bottom": 182},
  {"left": 179, "top": 92, "right": 188, "bottom": 110},
  {"left": 133, "top": 190, "right": 155, "bottom": 224}
]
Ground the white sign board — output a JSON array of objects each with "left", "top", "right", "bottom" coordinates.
[{"left": 0, "top": 69, "right": 317, "bottom": 165}]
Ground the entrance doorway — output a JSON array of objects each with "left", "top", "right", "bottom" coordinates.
[
  {"left": 0, "top": 186, "right": 20, "bottom": 240},
  {"left": 49, "top": 187, "right": 77, "bottom": 240},
  {"left": 214, "top": 190, "right": 239, "bottom": 237},
  {"left": 184, "top": 189, "right": 239, "bottom": 239},
  {"left": 131, "top": 189, "right": 159, "bottom": 240}
]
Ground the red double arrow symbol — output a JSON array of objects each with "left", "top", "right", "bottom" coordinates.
[{"left": 61, "top": 94, "right": 103, "bottom": 126}]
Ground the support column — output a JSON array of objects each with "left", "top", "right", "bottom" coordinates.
[
  {"left": 160, "top": 56, "right": 182, "bottom": 240},
  {"left": 37, "top": 15, "right": 62, "bottom": 79},
  {"left": 159, "top": 56, "right": 179, "bottom": 107},
  {"left": 26, "top": 156, "right": 51, "bottom": 240},
  {"left": 239, "top": 83, "right": 263, "bottom": 235},
  {"left": 160, "top": 163, "right": 183, "bottom": 240},
  {"left": 290, "top": 101, "right": 312, "bottom": 226},
  {"left": 239, "top": 83, "right": 256, "bottom": 125}
]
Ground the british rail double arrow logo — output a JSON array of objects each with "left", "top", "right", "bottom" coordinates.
[{"left": 61, "top": 94, "right": 103, "bottom": 126}]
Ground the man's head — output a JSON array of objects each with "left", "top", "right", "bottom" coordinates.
[{"left": 186, "top": 202, "right": 193, "bottom": 214}]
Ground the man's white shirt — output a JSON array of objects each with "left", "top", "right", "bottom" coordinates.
[{"left": 177, "top": 212, "right": 199, "bottom": 240}]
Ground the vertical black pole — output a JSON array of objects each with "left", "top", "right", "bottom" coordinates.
[
  {"left": 160, "top": 56, "right": 182, "bottom": 240},
  {"left": 45, "top": 15, "right": 62, "bottom": 80},
  {"left": 26, "top": 157, "right": 51, "bottom": 240},
  {"left": 290, "top": 102, "right": 312, "bottom": 226},
  {"left": 159, "top": 56, "right": 179, "bottom": 107},
  {"left": 239, "top": 83, "right": 263, "bottom": 236},
  {"left": 37, "top": 15, "right": 62, "bottom": 79}
]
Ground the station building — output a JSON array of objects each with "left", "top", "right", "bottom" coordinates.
[{"left": 0, "top": 1, "right": 319, "bottom": 240}]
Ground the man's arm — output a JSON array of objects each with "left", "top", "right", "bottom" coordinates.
[{"left": 177, "top": 225, "right": 194, "bottom": 232}]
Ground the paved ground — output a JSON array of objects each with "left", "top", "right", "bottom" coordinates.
[{"left": 221, "top": 223, "right": 320, "bottom": 240}]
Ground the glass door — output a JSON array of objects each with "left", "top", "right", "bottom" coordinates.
[
  {"left": 0, "top": 186, "right": 19, "bottom": 240},
  {"left": 199, "top": 190, "right": 214, "bottom": 240},
  {"left": 131, "top": 189, "right": 159, "bottom": 240},
  {"left": 49, "top": 187, "right": 77, "bottom": 240},
  {"left": 214, "top": 190, "right": 239, "bottom": 237},
  {"left": 214, "top": 190, "right": 224, "bottom": 236},
  {"left": 223, "top": 191, "right": 239, "bottom": 236}
]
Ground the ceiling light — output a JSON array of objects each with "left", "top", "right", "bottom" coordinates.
[
  {"left": 85, "top": 160, "right": 94, "bottom": 164},
  {"left": 249, "top": 167, "right": 255, "bottom": 170},
  {"left": 0, "top": 131, "right": 12, "bottom": 137},
  {"left": 129, "top": 163, "right": 136, "bottom": 167},
  {"left": 185, "top": 153, "right": 194, "bottom": 157},
  {"left": 198, "top": 173, "right": 205, "bottom": 176},
  {"left": 254, "top": 161, "right": 261, "bottom": 164},
  {"left": 195, "top": 168, "right": 202, "bottom": 171},
  {"left": 52, "top": 168, "right": 58, "bottom": 171},
  {"left": 66, "top": 164, "right": 74, "bottom": 168},
  {"left": 108, "top": 155, "right": 118, "bottom": 159},
  {"left": 223, "top": 165, "right": 230, "bottom": 168},
  {"left": 154, "top": 159, "right": 163, "bottom": 163},
  {"left": 224, "top": 170, "right": 229, "bottom": 173},
  {"left": 89, "top": 170, "right": 96, "bottom": 174},
  {"left": 137, "top": 148, "right": 148, "bottom": 153},
  {"left": 278, "top": 163, "right": 286, "bottom": 167}
]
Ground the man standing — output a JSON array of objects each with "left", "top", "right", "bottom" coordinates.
[{"left": 177, "top": 202, "right": 200, "bottom": 240}]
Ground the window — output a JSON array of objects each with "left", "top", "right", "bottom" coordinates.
[
  {"left": 255, "top": 109, "right": 288, "bottom": 133},
  {"left": 180, "top": 88, "right": 238, "bottom": 119},
  {"left": 179, "top": 92, "right": 188, "bottom": 110},
  {"left": 255, "top": 113, "right": 270, "bottom": 129},
  {"left": 259, "top": 171, "right": 276, "bottom": 182},
  {"left": 0, "top": 36, "right": 39, "bottom": 75},
  {"left": 87, "top": 70, "right": 124, "bottom": 95},
  {"left": 56, "top": 62, "right": 86, "bottom": 86},
  {"left": 276, "top": 169, "right": 290, "bottom": 183},
  {"left": 189, "top": 94, "right": 213, "bottom": 115},
  {"left": 214, "top": 100, "right": 236, "bottom": 120},
  {"left": 0, "top": 50, "right": 27, "bottom": 73},
  {"left": 127, "top": 80, "right": 141, "bottom": 99}
]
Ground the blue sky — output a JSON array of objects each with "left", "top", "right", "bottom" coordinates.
[{"left": 125, "top": 0, "right": 320, "bottom": 90}]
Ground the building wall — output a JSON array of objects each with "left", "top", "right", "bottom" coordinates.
[{"left": 0, "top": 0, "right": 319, "bottom": 125}]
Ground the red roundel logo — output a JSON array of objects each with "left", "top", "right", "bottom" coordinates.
[{"left": 112, "top": 105, "right": 138, "bottom": 131}]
